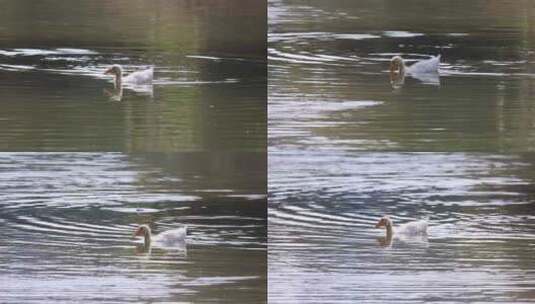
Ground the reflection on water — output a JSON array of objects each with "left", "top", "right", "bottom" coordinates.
[
  {"left": 0, "top": 48, "right": 265, "bottom": 152},
  {"left": 269, "top": 0, "right": 535, "bottom": 152},
  {"left": 1, "top": 1, "right": 265, "bottom": 59},
  {"left": 0, "top": 153, "right": 266, "bottom": 303},
  {"left": 269, "top": 151, "right": 535, "bottom": 303},
  {"left": 0, "top": 0, "right": 266, "bottom": 151}
]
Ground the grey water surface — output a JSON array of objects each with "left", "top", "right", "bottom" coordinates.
[
  {"left": 269, "top": 0, "right": 535, "bottom": 152},
  {"left": 0, "top": 152, "right": 266, "bottom": 303},
  {"left": 269, "top": 0, "right": 535, "bottom": 303},
  {"left": 269, "top": 151, "right": 535, "bottom": 303}
]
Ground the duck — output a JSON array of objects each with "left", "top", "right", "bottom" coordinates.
[
  {"left": 390, "top": 55, "right": 440, "bottom": 87},
  {"left": 104, "top": 64, "right": 153, "bottom": 89},
  {"left": 375, "top": 215, "right": 427, "bottom": 238},
  {"left": 390, "top": 55, "right": 440, "bottom": 76},
  {"left": 133, "top": 224, "right": 187, "bottom": 249}
]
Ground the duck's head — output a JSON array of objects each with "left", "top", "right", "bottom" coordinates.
[
  {"left": 133, "top": 224, "right": 151, "bottom": 238},
  {"left": 104, "top": 64, "right": 122, "bottom": 77},
  {"left": 375, "top": 215, "right": 392, "bottom": 229},
  {"left": 389, "top": 56, "right": 405, "bottom": 74}
]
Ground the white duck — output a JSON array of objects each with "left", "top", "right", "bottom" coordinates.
[
  {"left": 390, "top": 55, "right": 440, "bottom": 76},
  {"left": 390, "top": 55, "right": 440, "bottom": 87},
  {"left": 104, "top": 64, "right": 153, "bottom": 89},
  {"left": 375, "top": 215, "right": 427, "bottom": 239},
  {"left": 133, "top": 224, "right": 187, "bottom": 249}
]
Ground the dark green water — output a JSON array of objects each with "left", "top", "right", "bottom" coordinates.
[{"left": 0, "top": 0, "right": 266, "bottom": 152}]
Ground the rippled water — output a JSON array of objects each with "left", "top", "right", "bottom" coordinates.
[
  {"left": 269, "top": 151, "right": 535, "bottom": 303},
  {"left": 0, "top": 153, "right": 266, "bottom": 303},
  {"left": 269, "top": 0, "right": 535, "bottom": 152},
  {"left": 269, "top": 1, "right": 535, "bottom": 303},
  {"left": 0, "top": 1, "right": 266, "bottom": 152}
]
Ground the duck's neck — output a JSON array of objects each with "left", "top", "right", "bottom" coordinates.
[
  {"left": 385, "top": 221, "right": 394, "bottom": 238},
  {"left": 114, "top": 72, "right": 122, "bottom": 89},
  {"left": 143, "top": 230, "right": 151, "bottom": 247}
]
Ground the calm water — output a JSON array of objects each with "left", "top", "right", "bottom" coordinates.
[
  {"left": 0, "top": 152, "right": 266, "bottom": 303},
  {"left": 269, "top": 0, "right": 535, "bottom": 303},
  {"left": 0, "top": 1, "right": 266, "bottom": 152}
]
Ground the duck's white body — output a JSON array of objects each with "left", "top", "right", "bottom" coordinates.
[
  {"left": 153, "top": 226, "right": 187, "bottom": 247},
  {"left": 123, "top": 67, "right": 153, "bottom": 85},
  {"left": 395, "top": 220, "right": 428, "bottom": 235},
  {"left": 406, "top": 55, "right": 440, "bottom": 75}
]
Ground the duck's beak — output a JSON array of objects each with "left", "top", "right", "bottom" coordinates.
[{"left": 104, "top": 68, "right": 113, "bottom": 75}]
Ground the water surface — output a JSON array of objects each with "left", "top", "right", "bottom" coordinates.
[
  {"left": 269, "top": 151, "right": 535, "bottom": 303},
  {"left": 269, "top": 0, "right": 535, "bottom": 152},
  {"left": 0, "top": 1, "right": 266, "bottom": 151},
  {"left": 268, "top": 1, "right": 535, "bottom": 303},
  {"left": 0, "top": 152, "right": 266, "bottom": 303}
]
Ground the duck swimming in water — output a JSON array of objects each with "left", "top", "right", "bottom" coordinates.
[
  {"left": 375, "top": 215, "right": 428, "bottom": 247},
  {"left": 390, "top": 55, "right": 440, "bottom": 87},
  {"left": 375, "top": 215, "right": 428, "bottom": 235},
  {"left": 133, "top": 224, "right": 187, "bottom": 249},
  {"left": 390, "top": 55, "right": 440, "bottom": 75},
  {"left": 104, "top": 64, "right": 153, "bottom": 89}
]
